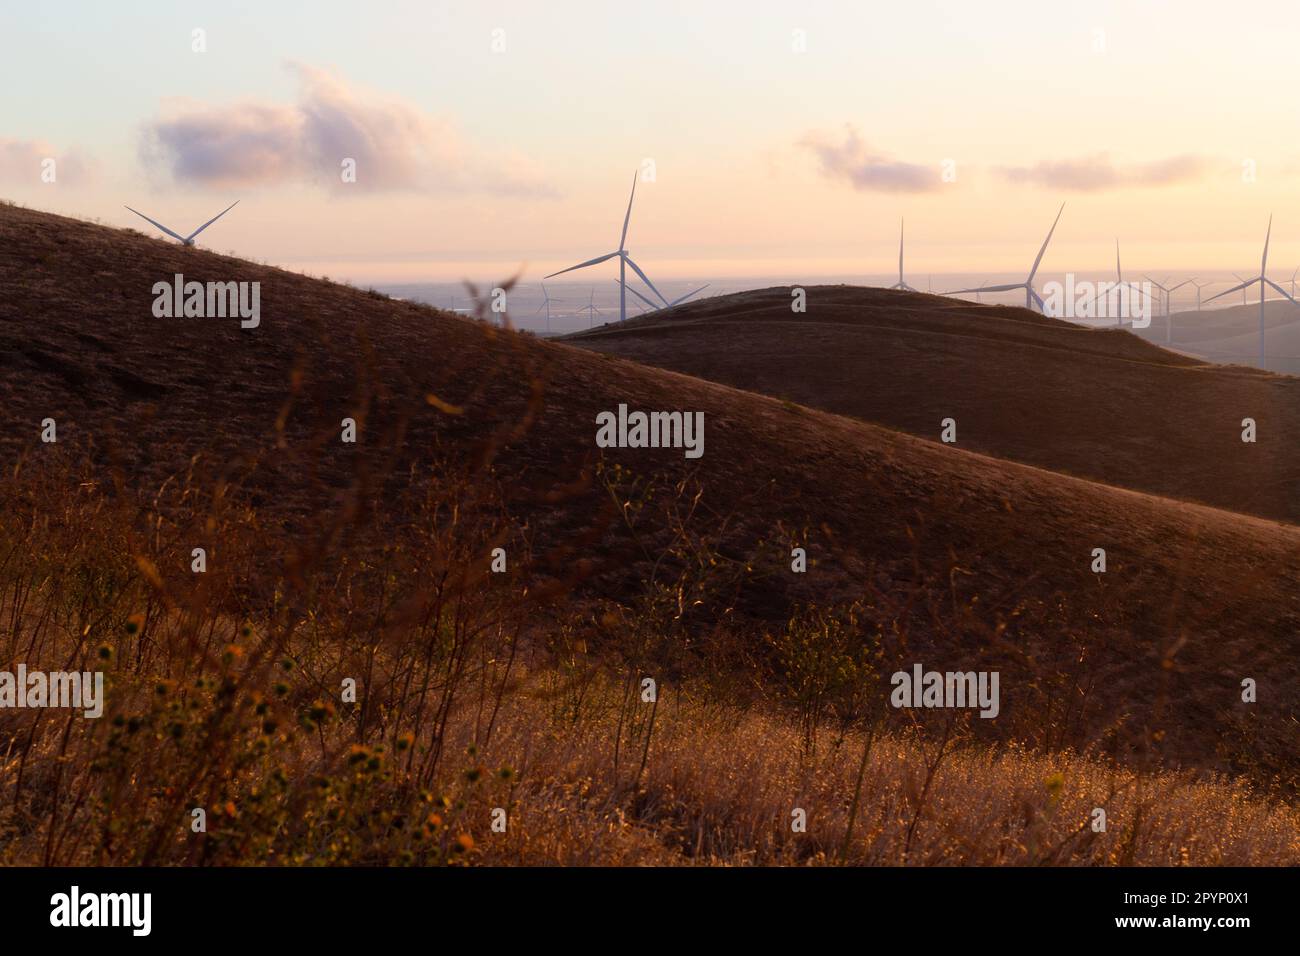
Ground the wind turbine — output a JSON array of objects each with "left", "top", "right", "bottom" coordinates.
[
  {"left": 124, "top": 200, "right": 240, "bottom": 246},
  {"left": 1083, "top": 238, "right": 1150, "bottom": 325},
  {"left": 1204, "top": 215, "right": 1299, "bottom": 368},
  {"left": 948, "top": 202, "right": 1065, "bottom": 311},
  {"left": 1289, "top": 267, "right": 1299, "bottom": 297},
  {"left": 887, "top": 219, "right": 917, "bottom": 291},
  {"left": 1144, "top": 277, "right": 1194, "bottom": 343},
  {"left": 1189, "top": 278, "right": 1212, "bottom": 312},
  {"left": 533, "top": 281, "right": 554, "bottom": 333},
  {"left": 546, "top": 172, "right": 666, "bottom": 322},
  {"left": 1231, "top": 272, "right": 1250, "bottom": 306},
  {"left": 1142, "top": 275, "right": 1190, "bottom": 319},
  {"left": 575, "top": 287, "right": 603, "bottom": 329}
]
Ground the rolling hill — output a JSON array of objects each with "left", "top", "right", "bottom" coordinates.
[
  {"left": 1, "top": 203, "right": 1297, "bottom": 783},
  {"left": 1132, "top": 298, "right": 1300, "bottom": 376},
  {"left": 566, "top": 285, "right": 1300, "bottom": 526}
]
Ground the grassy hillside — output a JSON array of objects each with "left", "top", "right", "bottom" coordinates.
[
  {"left": 0, "top": 203, "right": 1296, "bottom": 865},
  {"left": 566, "top": 285, "right": 1300, "bottom": 524}
]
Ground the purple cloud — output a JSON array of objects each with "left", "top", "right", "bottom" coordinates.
[
  {"left": 998, "top": 154, "right": 1209, "bottom": 191},
  {"left": 801, "top": 126, "right": 940, "bottom": 193},
  {"left": 139, "top": 64, "right": 554, "bottom": 197}
]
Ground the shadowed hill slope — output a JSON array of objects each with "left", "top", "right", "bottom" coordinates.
[
  {"left": 566, "top": 285, "right": 1300, "bottom": 525},
  {"left": 1131, "top": 299, "right": 1300, "bottom": 375},
  {"left": 1, "top": 204, "right": 1297, "bottom": 782}
]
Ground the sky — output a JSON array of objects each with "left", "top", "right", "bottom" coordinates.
[{"left": 4, "top": 0, "right": 1300, "bottom": 288}]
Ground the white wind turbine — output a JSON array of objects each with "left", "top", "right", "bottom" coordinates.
[
  {"left": 1084, "top": 238, "right": 1150, "bottom": 325},
  {"left": 1189, "top": 278, "right": 1212, "bottom": 312},
  {"left": 1142, "top": 275, "right": 1191, "bottom": 319},
  {"left": 1231, "top": 272, "right": 1250, "bottom": 306},
  {"left": 888, "top": 219, "right": 917, "bottom": 291},
  {"left": 948, "top": 202, "right": 1065, "bottom": 311},
  {"left": 534, "top": 281, "right": 554, "bottom": 333},
  {"left": 546, "top": 172, "right": 666, "bottom": 322},
  {"left": 1204, "top": 215, "right": 1299, "bottom": 368},
  {"left": 1289, "top": 266, "right": 1299, "bottom": 297},
  {"left": 124, "top": 200, "right": 240, "bottom": 246},
  {"left": 1143, "top": 276, "right": 1194, "bottom": 343},
  {"left": 575, "top": 288, "right": 603, "bottom": 328}
]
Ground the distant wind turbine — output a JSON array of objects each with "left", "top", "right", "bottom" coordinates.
[
  {"left": 1204, "top": 215, "right": 1299, "bottom": 368},
  {"left": 1189, "top": 278, "right": 1212, "bottom": 312},
  {"left": 1142, "top": 275, "right": 1191, "bottom": 320},
  {"left": 887, "top": 219, "right": 917, "bottom": 291},
  {"left": 1231, "top": 272, "right": 1250, "bottom": 306},
  {"left": 1084, "top": 238, "right": 1150, "bottom": 325},
  {"left": 124, "top": 200, "right": 240, "bottom": 246},
  {"left": 948, "top": 202, "right": 1064, "bottom": 311},
  {"left": 1143, "top": 276, "right": 1194, "bottom": 342},
  {"left": 534, "top": 281, "right": 554, "bottom": 333},
  {"left": 1289, "top": 266, "right": 1299, "bottom": 297},
  {"left": 575, "top": 287, "right": 603, "bottom": 329},
  {"left": 546, "top": 172, "right": 666, "bottom": 322}
]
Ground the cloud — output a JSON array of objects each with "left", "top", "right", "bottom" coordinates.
[
  {"left": 997, "top": 154, "right": 1209, "bottom": 191},
  {"left": 800, "top": 125, "right": 940, "bottom": 193},
  {"left": 139, "top": 64, "right": 554, "bottom": 197},
  {"left": 0, "top": 139, "right": 95, "bottom": 186}
]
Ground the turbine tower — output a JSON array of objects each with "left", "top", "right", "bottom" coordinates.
[
  {"left": 546, "top": 172, "right": 667, "bottom": 322},
  {"left": 887, "top": 219, "right": 917, "bottom": 291},
  {"left": 1204, "top": 215, "right": 1299, "bottom": 368},
  {"left": 124, "top": 201, "right": 240, "bottom": 247},
  {"left": 947, "top": 202, "right": 1064, "bottom": 312}
]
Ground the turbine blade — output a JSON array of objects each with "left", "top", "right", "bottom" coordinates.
[
  {"left": 621, "top": 281, "right": 659, "bottom": 310},
  {"left": 622, "top": 255, "right": 669, "bottom": 306},
  {"left": 1142, "top": 275, "right": 1168, "bottom": 292},
  {"left": 1263, "top": 278, "right": 1300, "bottom": 304},
  {"left": 544, "top": 251, "right": 618, "bottom": 279},
  {"left": 1205, "top": 278, "right": 1255, "bottom": 303},
  {"left": 124, "top": 206, "right": 187, "bottom": 244},
  {"left": 1262, "top": 214, "right": 1273, "bottom": 274},
  {"left": 185, "top": 200, "right": 240, "bottom": 242},
  {"left": 949, "top": 282, "right": 1023, "bottom": 294},
  {"left": 671, "top": 283, "right": 710, "bottom": 306},
  {"left": 1026, "top": 201, "right": 1065, "bottom": 283},
  {"left": 619, "top": 172, "right": 637, "bottom": 251}
]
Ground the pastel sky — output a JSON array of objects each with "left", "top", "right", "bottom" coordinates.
[{"left": 4, "top": 0, "right": 1300, "bottom": 284}]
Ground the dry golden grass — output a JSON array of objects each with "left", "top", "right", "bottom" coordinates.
[{"left": 0, "top": 452, "right": 1295, "bottom": 867}]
